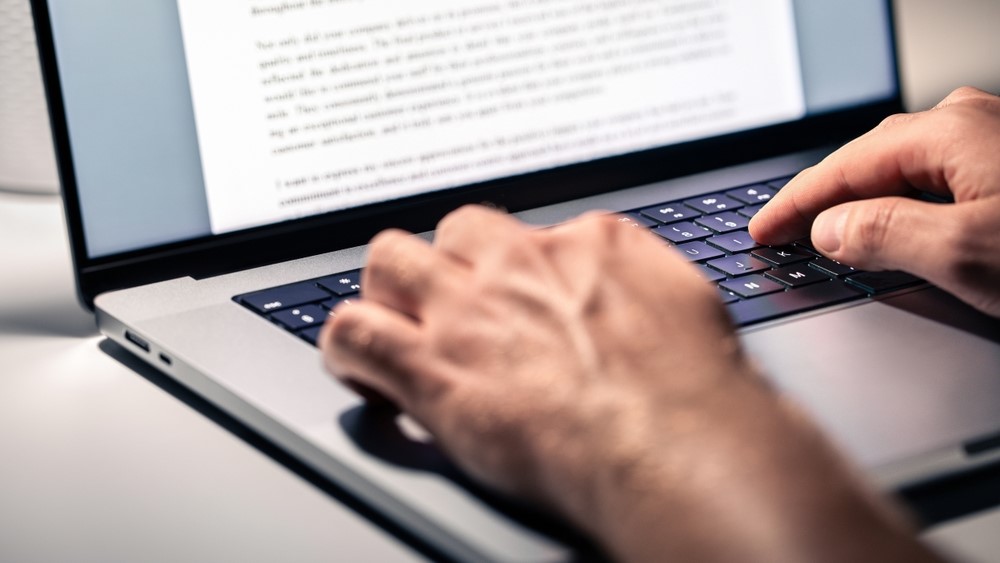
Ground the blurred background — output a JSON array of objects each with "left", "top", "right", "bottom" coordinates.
[
  {"left": 1, "top": 0, "right": 999, "bottom": 194},
  {"left": 896, "top": 0, "right": 1000, "bottom": 110},
  {"left": 0, "top": 0, "right": 59, "bottom": 194}
]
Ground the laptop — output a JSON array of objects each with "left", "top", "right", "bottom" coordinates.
[{"left": 32, "top": 0, "right": 1000, "bottom": 560}]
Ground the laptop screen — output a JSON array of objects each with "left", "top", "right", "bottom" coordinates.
[{"left": 44, "top": 0, "right": 896, "bottom": 260}]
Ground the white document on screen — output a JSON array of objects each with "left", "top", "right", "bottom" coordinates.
[{"left": 176, "top": 0, "right": 806, "bottom": 235}]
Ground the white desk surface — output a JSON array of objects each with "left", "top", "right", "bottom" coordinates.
[{"left": 2, "top": 1, "right": 1000, "bottom": 561}]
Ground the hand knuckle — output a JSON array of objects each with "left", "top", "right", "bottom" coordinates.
[
  {"left": 435, "top": 208, "right": 473, "bottom": 242},
  {"left": 938, "top": 87, "right": 1000, "bottom": 116},
  {"left": 591, "top": 213, "right": 625, "bottom": 235},
  {"left": 368, "top": 229, "right": 404, "bottom": 258},
  {"left": 877, "top": 112, "right": 910, "bottom": 130},
  {"left": 366, "top": 230, "right": 408, "bottom": 276},
  {"left": 364, "top": 252, "right": 392, "bottom": 284},
  {"left": 498, "top": 226, "right": 541, "bottom": 260},
  {"left": 947, "top": 86, "right": 987, "bottom": 103},
  {"left": 586, "top": 213, "right": 640, "bottom": 248},
  {"left": 442, "top": 204, "right": 484, "bottom": 227}
]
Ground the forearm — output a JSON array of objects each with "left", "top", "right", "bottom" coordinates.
[{"left": 565, "top": 377, "right": 942, "bottom": 562}]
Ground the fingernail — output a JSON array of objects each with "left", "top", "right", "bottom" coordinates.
[{"left": 813, "top": 208, "right": 848, "bottom": 253}]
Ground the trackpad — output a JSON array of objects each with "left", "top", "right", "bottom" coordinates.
[{"left": 741, "top": 288, "right": 1000, "bottom": 470}]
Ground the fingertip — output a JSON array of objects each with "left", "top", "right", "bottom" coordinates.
[
  {"left": 318, "top": 303, "right": 364, "bottom": 375},
  {"left": 746, "top": 211, "right": 771, "bottom": 242},
  {"left": 748, "top": 204, "right": 798, "bottom": 246},
  {"left": 319, "top": 299, "right": 436, "bottom": 411},
  {"left": 368, "top": 228, "right": 416, "bottom": 252},
  {"left": 434, "top": 204, "right": 526, "bottom": 263},
  {"left": 319, "top": 313, "right": 398, "bottom": 407},
  {"left": 747, "top": 171, "right": 816, "bottom": 245}
]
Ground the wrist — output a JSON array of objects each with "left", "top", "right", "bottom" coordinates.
[{"left": 534, "top": 363, "right": 773, "bottom": 543}]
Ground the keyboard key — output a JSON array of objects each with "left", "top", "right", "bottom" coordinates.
[
  {"left": 752, "top": 246, "right": 812, "bottom": 266},
  {"left": 727, "top": 281, "right": 864, "bottom": 326},
  {"left": 719, "top": 275, "right": 785, "bottom": 299},
  {"left": 707, "top": 254, "right": 771, "bottom": 277},
  {"left": 299, "top": 326, "right": 324, "bottom": 346},
  {"left": 653, "top": 222, "right": 713, "bottom": 243},
  {"left": 696, "top": 264, "right": 727, "bottom": 283},
  {"left": 766, "top": 265, "right": 831, "bottom": 288},
  {"left": 737, "top": 204, "right": 766, "bottom": 219},
  {"left": 717, "top": 288, "right": 740, "bottom": 305},
  {"left": 317, "top": 271, "right": 363, "bottom": 296},
  {"left": 727, "top": 184, "right": 777, "bottom": 205},
  {"left": 707, "top": 231, "right": 760, "bottom": 253},
  {"left": 846, "top": 271, "right": 924, "bottom": 294},
  {"left": 695, "top": 212, "right": 750, "bottom": 234},
  {"left": 809, "top": 257, "right": 859, "bottom": 278},
  {"left": 767, "top": 176, "right": 795, "bottom": 190},
  {"left": 675, "top": 241, "right": 724, "bottom": 262},
  {"left": 793, "top": 238, "right": 821, "bottom": 256},
  {"left": 683, "top": 194, "right": 744, "bottom": 214},
  {"left": 639, "top": 203, "right": 700, "bottom": 224},
  {"left": 271, "top": 304, "right": 328, "bottom": 331},
  {"left": 240, "top": 282, "right": 331, "bottom": 314},
  {"left": 244, "top": 174, "right": 837, "bottom": 341}
]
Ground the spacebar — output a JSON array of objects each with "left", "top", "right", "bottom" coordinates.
[{"left": 727, "top": 282, "right": 864, "bottom": 326}]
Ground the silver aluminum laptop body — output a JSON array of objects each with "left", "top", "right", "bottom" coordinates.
[{"left": 34, "top": 1, "right": 1000, "bottom": 561}]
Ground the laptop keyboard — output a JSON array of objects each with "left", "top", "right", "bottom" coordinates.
[{"left": 234, "top": 175, "right": 924, "bottom": 348}]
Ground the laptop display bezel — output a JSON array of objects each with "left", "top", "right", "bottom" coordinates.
[{"left": 30, "top": 0, "right": 904, "bottom": 309}]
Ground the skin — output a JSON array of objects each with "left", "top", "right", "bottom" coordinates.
[
  {"left": 317, "top": 87, "right": 1000, "bottom": 561},
  {"left": 751, "top": 86, "right": 1000, "bottom": 316}
]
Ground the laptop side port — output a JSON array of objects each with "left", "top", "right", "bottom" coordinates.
[{"left": 124, "top": 330, "right": 151, "bottom": 353}]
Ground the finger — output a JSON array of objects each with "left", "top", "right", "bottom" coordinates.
[
  {"left": 810, "top": 196, "right": 960, "bottom": 280},
  {"left": 433, "top": 205, "right": 527, "bottom": 264},
  {"left": 749, "top": 110, "right": 953, "bottom": 245},
  {"left": 320, "top": 300, "right": 440, "bottom": 411},
  {"left": 364, "top": 229, "right": 464, "bottom": 318}
]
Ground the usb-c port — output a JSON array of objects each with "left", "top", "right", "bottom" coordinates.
[{"left": 125, "top": 331, "right": 151, "bottom": 353}]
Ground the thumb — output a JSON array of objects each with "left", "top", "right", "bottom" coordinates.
[{"left": 811, "top": 197, "right": 954, "bottom": 279}]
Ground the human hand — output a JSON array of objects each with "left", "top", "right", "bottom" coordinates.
[
  {"left": 321, "top": 207, "right": 753, "bottom": 506},
  {"left": 751, "top": 87, "right": 1000, "bottom": 317},
  {"left": 320, "top": 207, "right": 930, "bottom": 561}
]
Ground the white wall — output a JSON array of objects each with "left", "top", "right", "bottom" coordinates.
[{"left": 896, "top": 0, "right": 1000, "bottom": 110}]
